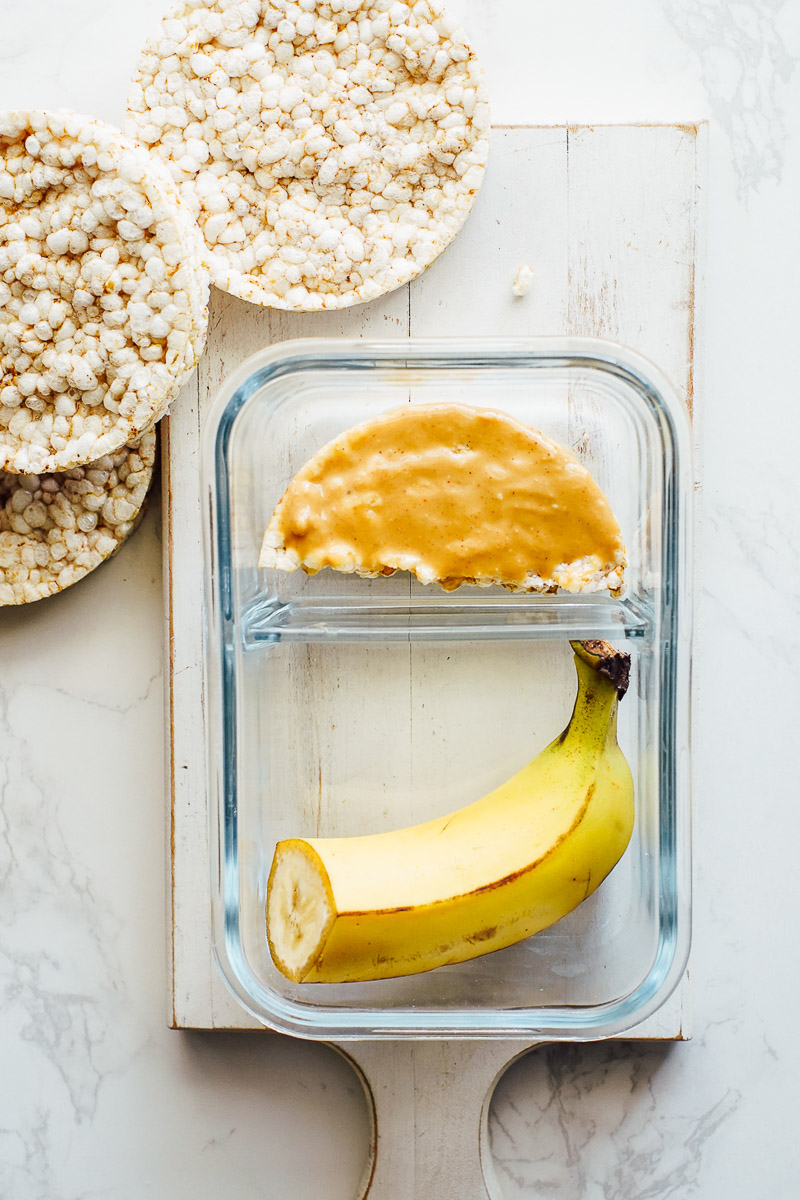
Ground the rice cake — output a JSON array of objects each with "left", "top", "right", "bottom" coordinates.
[
  {"left": 0, "top": 110, "right": 209, "bottom": 474},
  {"left": 0, "top": 429, "right": 156, "bottom": 605},
  {"left": 127, "top": 0, "right": 489, "bottom": 311}
]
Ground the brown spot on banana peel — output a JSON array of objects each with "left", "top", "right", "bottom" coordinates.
[{"left": 571, "top": 638, "right": 631, "bottom": 699}]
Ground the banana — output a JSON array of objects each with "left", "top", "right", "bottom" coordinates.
[{"left": 267, "top": 640, "right": 635, "bottom": 984}]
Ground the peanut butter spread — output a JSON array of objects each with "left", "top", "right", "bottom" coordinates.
[{"left": 259, "top": 404, "right": 626, "bottom": 594}]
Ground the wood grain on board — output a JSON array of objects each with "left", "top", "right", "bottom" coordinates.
[{"left": 164, "top": 124, "right": 703, "bottom": 1033}]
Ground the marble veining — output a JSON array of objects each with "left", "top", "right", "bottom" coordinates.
[
  {"left": 2, "top": 0, "right": 800, "bottom": 1197},
  {"left": 490, "top": 1042, "right": 743, "bottom": 1198},
  {"left": 661, "top": 0, "right": 800, "bottom": 192},
  {"left": 0, "top": 526, "right": 161, "bottom": 1194}
]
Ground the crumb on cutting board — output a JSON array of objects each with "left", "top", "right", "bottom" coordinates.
[{"left": 512, "top": 264, "right": 533, "bottom": 296}]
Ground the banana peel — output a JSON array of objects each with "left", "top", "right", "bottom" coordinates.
[{"left": 267, "top": 640, "right": 634, "bottom": 984}]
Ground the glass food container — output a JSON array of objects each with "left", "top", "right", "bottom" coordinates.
[{"left": 201, "top": 337, "right": 692, "bottom": 1040}]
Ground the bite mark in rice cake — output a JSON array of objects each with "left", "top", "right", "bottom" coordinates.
[{"left": 259, "top": 404, "right": 627, "bottom": 595}]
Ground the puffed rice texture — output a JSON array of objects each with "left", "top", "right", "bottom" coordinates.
[
  {"left": 0, "top": 110, "right": 209, "bottom": 474},
  {"left": 127, "top": 0, "right": 490, "bottom": 310},
  {"left": 0, "top": 429, "right": 156, "bottom": 605}
]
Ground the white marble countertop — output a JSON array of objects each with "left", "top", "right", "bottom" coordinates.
[{"left": 2, "top": 1, "right": 799, "bottom": 1196}]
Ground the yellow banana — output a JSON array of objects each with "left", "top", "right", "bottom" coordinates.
[{"left": 267, "top": 640, "right": 635, "bottom": 984}]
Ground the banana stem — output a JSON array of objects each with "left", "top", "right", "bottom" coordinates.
[
  {"left": 560, "top": 640, "right": 630, "bottom": 754},
  {"left": 570, "top": 639, "right": 630, "bottom": 699}
]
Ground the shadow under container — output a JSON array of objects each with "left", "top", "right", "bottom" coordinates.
[{"left": 201, "top": 337, "right": 692, "bottom": 1041}]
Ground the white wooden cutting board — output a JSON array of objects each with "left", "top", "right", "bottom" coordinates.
[{"left": 163, "top": 124, "right": 703, "bottom": 1197}]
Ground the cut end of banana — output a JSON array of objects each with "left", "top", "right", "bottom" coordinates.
[{"left": 267, "top": 840, "right": 335, "bottom": 983}]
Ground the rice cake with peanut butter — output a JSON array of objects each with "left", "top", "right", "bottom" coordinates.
[{"left": 259, "top": 404, "right": 626, "bottom": 595}]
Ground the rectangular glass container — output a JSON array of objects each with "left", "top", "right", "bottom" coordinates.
[{"left": 201, "top": 337, "right": 692, "bottom": 1039}]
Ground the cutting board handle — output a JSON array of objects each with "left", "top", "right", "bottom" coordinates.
[{"left": 336, "top": 1040, "right": 537, "bottom": 1199}]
